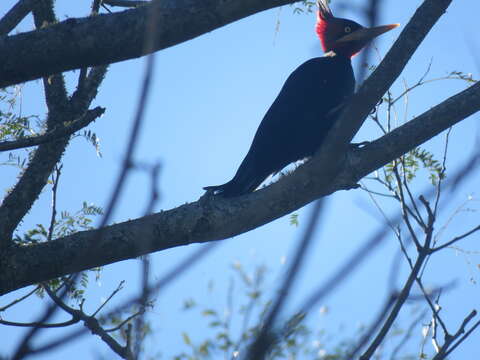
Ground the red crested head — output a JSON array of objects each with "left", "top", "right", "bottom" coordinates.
[
  {"left": 315, "top": 0, "right": 399, "bottom": 58},
  {"left": 315, "top": 0, "right": 334, "bottom": 53}
]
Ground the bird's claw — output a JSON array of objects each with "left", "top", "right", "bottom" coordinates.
[{"left": 350, "top": 141, "right": 370, "bottom": 149}]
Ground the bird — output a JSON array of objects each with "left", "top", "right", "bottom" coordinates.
[{"left": 204, "top": 0, "right": 398, "bottom": 197}]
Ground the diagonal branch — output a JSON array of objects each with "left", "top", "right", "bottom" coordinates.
[
  {"left": 316, "top": 0, "right": 453, "bottom": 172},
  {"left": 2, "top": 79, "right": 479, "bottom": 296},
  {"left": 0, "top": 0, "right": 35, "bottom": 36},
  {"left": 0, "top": 2, "right": 109, "bottom": 246}
]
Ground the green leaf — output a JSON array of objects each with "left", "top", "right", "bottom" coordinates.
[{"left": 182, "top": 332, "right": 191, "bottom": 345}]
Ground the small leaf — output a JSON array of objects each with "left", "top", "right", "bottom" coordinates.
[{"left": 181, "top": 332, "right": 191, "bottom": 345}]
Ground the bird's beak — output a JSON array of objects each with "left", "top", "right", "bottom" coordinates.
[{"left": 337, "top": 23, "right": 400, "bottom": 43}]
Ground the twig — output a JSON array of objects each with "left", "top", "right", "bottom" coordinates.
[
  {"left": 414, "top": 277, "right": 449, "bottom": 336},
  {"left": 23, "top": 242, "right": 218, "bottom": 355},
  {"left": 360, "top": 251, "right": 428, "bottom": 359},
  {"left": 389, "top": 309, "right": 428, "bottom": 360},
  {"left": 47, "top": 165, "right": 62, "bottom": 242},
  {"left": 134, "top": 254, "right": 150, "bottom": 358},
  {"left": 92, "top": 280, "right": 125, "bottom": 317},
  {"left": 248, "top": 200, "right": 324, "bottom": 359},
  {"left": 0, "top": 286, "right": 40, "bottom": 312},
  {"left": 12, "top": 281, "right": 71, "bottom": 359},
  {"left": 347, "top": 294, "right": 397, "bottom": 359},
  {"left": 42, "top": 284, "right": 133, "bottom": 359},
  {"left": 392, "top": 160, "right": 422, "bottom": 249},
  {"left": 105, "top": 310, "right": 144, "bottom": 333},
  {"left": 0, "top": 318, "right": 79, "bottom": 328},
  {"left": 443, "top": 318, "right": 480, "bottom": 358},
  {"left": 430, "top": 224, "right": 480, "bottom": 253},
  {"left": 299, "top": 223, "right": 388, "bottom": 314},
  {"left": 433, "top": 128, "right": 451, "bottom": 217},
  {"left": 360, "top": 201, "right": 434, "bottom": 360},
  {"left": 0, "top": 107, "right": 105, "bottom": 152},
  {"left": 431, "top": 310, "right": 478, "bottom": 360}
]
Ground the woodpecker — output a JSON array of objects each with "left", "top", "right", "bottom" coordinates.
[{"left": 204, "top": 0, "right": 398, "bottom": 197}]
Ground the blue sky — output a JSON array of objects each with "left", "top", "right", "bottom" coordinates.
[{"left": 1, "top": 0, "right": 479, "bottom": 358}]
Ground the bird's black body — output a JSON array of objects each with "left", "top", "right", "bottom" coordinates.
[
  {"left": 203, "top": 0, "right": 398, "bottom": 197},
  {"left": 204, "top": 54, "right": 355, "bottom": 197}
]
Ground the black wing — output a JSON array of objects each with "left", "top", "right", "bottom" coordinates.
[{"left": 204, "top": 56, "right": 354, "bottom": 197}]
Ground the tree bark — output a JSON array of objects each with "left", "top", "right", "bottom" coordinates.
[{"left": 0, "top": 0, "right": 298, "bottom": 88}]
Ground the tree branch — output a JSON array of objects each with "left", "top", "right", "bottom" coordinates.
[
  {"left": 0, "top": 106, "right": 105, "bottom": 244},
  {"left": 0, "top": 0, "right": 35, "bottom": 36},
  {"left": 0, "top": 1, "right": 71, "bottom": 248},
  {"left": 41, "top": 285, "right": 133, "bottom": 359},
  {"left": 0, "top": 106, "right": 105, "bottom": 152},
  {"left": 0, "top": 2, "right": 109, "bottom": 246},
  {"left": 1, "top": 80, "right": 479, "bottom": 295},
  {"left": 317, "top": 0, "right": 453, "bottom": 169},
  {"left": 0, "top": 0, "right": 300, "bottom": 88}
]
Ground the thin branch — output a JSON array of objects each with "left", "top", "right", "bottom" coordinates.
[
  {"left": 392, "top": 160, "right": 422, "bottom": 249},
  {"left": 414, "top": 277, "right": 449, "bottom": 336},
  {"left": 0, "top": 0, "right": 35, "bottom": 36},
  {"left": 433, "top": 128, "right": 451, "bottom": 217},
  {"left": 360, "top": 194, "right": 437, "bottom": 359},
  {"left": 42, "top": 284, "right": 133, "bottom": 359},
  {"left": 47, "top": 165, "right": 62, "bottom": 242},
  {"left": 91, "top": 0, "right": 102, "bottom": 14},
  {"left": 360, "top": 232, "right": 433, "bottom": 359},
  {"left": 92, "top": 280, "right": 125, "bottom": 317},
  {"left": 0, "top": 286, "right": 40, "bottom": 312},
  {"left": 431, "top": 224, "right": 480, "bottom": 253},
  {"left": 431, "top": 310, "right": 478, "bottom": 360},
  {"left": 104, "top": 311, "right": 143, "bottom": 333},
  {"left": 299, "top": 223, "right": 388, "bottom": 315},
  {"left": 317, "top": 0, "right": 455, "bottom": 173},
  {"left": 248, "top": 200, "right": 324, "bottom": 359},
  {"left": 12, "top": 279, "right": 72, "bottom": 360},
  {"left": 0, "top": 318, "right": 79, "bottom": 328},
  {"left": 360, "top": 184, "right": 396, "bottom": 199},
  {"left": 0, "top": 107, "right": 105, "bottom": 152},
  {"left": 389, "top": 309, "right": 428, "bottom": 360},
  {"left": 23, "top": 242, "right": 218, "bottom": 355},
  {"left": 0, "top": 1, "right": 93, "bottom": 245},
  {"left": 347, "top": 294, "right": 397, "bottom": 359},
  {"left": 444, "top": 319, "right": 480, "bottom": 358}
]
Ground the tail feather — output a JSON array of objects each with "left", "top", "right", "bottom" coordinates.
[{"left": 204, "top": 161, "right": 268, "bottom": 197}]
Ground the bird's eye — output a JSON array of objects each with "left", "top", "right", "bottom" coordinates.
[{"left": 344, "top": 26, "right": 352, "bottom": 33}]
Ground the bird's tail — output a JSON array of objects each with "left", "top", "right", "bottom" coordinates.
[{"left": 203, "top": 161, "right": 267, "bottom": 198}]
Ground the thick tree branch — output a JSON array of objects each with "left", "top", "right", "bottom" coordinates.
[
  {"left": 0, "top": 0, "right": 299, "bottom": 88},
  {"left": 1, "top": 80, "right": 479, "bottom": 295}
]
